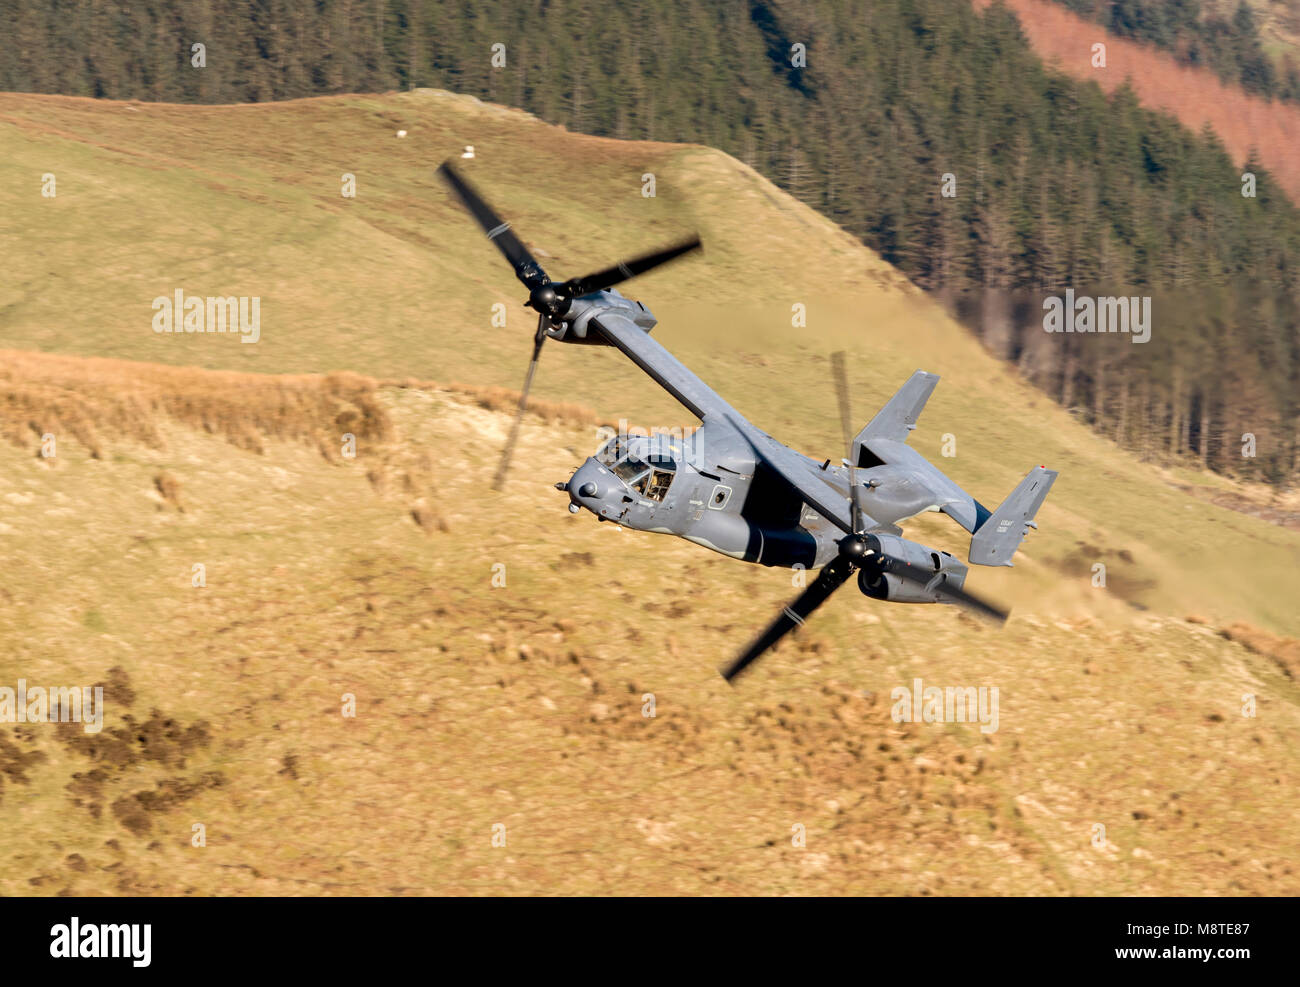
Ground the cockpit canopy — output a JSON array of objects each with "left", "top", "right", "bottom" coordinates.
[{"left": 596, "top": 434, "right": 678, "bottom": 502}]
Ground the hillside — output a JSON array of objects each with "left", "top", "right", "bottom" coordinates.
[
  {"left": 2, "top": 91, "right": 1299, "bottom": 894},
  {"left": 2, "top": 353, "right": 1299, "bottom": 895},
  {"left": 6, "top": 1, "right": 1300, "bottom": 485},
  {"left": 3, "top": 89, "right": 1299, "bottom": 633}
]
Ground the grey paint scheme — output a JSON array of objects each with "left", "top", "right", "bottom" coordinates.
[{"left": 557, "top": 290, "right": 1056, "bottom": 594}]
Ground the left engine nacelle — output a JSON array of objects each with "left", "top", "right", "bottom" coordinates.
[
  {"left": 858, "top": 534, "right": 968, "bottom": 604},
  {"left": 560, "top": 292, "right": 657, "bottom": 343}
]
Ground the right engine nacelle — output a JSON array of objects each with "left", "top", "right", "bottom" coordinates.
[{"left": 857, "top": 535, "right": 969, "bottom": 604}]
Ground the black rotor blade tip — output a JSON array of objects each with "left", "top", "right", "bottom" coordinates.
[{"left": 568, "top": 237, "right": 702, "bottom": 297}]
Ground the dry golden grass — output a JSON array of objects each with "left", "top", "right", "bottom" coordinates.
[
  {"left": 439, "top": 380, "right": 597, "bottom": 427},
  {"left": 2, "top": 90, "right": 1299, "bottom": 895},
  {"left": 0, "top": 349, "right": 392, "bottom": 461},
  {"left": 152, "top": 470, "right": 183, "bottom": 511},
  {"left": 1220, "top": 622, "right": 1300, "bottom": 680},
  {"left": 5, "top": 87, "right": 1299, "bottom": 633},
  {"left": 3, "top": 358, "right": 1298, "bottom": 896}
]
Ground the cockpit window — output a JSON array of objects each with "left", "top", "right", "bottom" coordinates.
[
  {"left": 643, "top": 468, "right": 674, "bottom": 501},
  {"left": 611, "top": 457, "right": 649, "bottom": 483},
  {"left": 609, "top": 454, "right": 677, "bottom": 502},
  {"left": 596, "top": 435, "right": 627, "bottom": 467}
]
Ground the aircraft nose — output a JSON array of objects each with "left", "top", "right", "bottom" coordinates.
[
  {"left": 566, "top": 461, "right": 606, "bottom": 513},
  {"left": 554, "top": 478, "right": 584, "bottom": 513}
]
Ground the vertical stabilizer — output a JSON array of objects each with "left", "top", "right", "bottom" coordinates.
[{"left": 968, "top": 466, "right": 1057, "bottom": 567}]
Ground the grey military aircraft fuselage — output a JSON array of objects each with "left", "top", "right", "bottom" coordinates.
[
  {"left": 566, "top": 418, "right": 938, "bottom": 571},
  {"left": 553, "top": 288, "right": 1054, "bottom": 608},
  {"left": 436, "top": 159, "right": 1058, "bottom": 679}
]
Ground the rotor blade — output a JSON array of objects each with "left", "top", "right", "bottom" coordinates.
[
  {"left": 564, "top": 237, "right": 701, "bottom": 297},
  {"left": 437, "top": 161, "right": 547, "bottom": 287},
  {"left": 491, "top": 317, "right": 548, "bottom": 491},
  {"left": 830, "top": 351, "right": 863, "bottom": 534},
  {"left": 882, "top": 558, "right": 1010, "bottom": 624},
  {"left": 721, "top": 556, "right": 855, "bottom": 682}
]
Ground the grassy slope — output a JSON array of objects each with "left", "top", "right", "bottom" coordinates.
[
  {"left": 2, "top": 89, "right": 1298, "bottom": 633},
  {"left": 2, "top": 89, "right": 1300, "bottom": 637},
  {"left": 1, "top": 368, "right": 1297, "bottom": 895},
  {"left": 1, "top": 91, "right": 1299, "bottom": 894}
]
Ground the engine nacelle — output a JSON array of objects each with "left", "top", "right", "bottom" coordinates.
[
  {"left": 858, "top": 534, "right": 968, "bottom": 604},
  {"left": 560, "top": 292, "right": 657, "bottom": 343}
]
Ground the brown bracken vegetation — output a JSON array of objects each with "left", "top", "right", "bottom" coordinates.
[
  {"left": 977, "top": 0, "right": 1300, "bottom": 205},
  {"left": 1219, "top": 621, "right": 1300, "bottom": 680},
  {"left": 0, "top": 350, "right": 394, "bottom": 461}
]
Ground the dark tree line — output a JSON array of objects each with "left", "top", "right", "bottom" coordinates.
[{"left": 2, "top": 0, "right": 1299, "bottom": 483}]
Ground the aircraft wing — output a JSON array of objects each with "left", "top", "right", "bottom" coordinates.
[
  {"left": 723, "top": 416, "right": 865, "bottom": 536},
  {"left": 590, "top": 312, "right": 740, "bottom": 425},
  {"left": 862, "top": 437, "right": 982, "bottom": 532},
  {"left": 590, "top": 311, "right": 864, "bottom": 536}
]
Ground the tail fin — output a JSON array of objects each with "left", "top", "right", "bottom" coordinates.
[
  {"left": 854, "top": 370, "right": 940, "bottom": 458},
  {"left": 968, "top": 466, "right": 1058, "bottom": 567}
]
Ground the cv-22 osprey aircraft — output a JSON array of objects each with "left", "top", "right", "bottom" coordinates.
[{"left": 438, "top": 162, "right": 1058, "bottom": 681}]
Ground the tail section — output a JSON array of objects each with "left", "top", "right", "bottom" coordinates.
[
  {"left": 853, "top": 370, "right": 982, "bottom": 532},
  {"left": 968, "top": 466, "right": 1058, "bottom": 567},
  {"left": 854, "top": 370, "right": 940, "bottom": 459}
]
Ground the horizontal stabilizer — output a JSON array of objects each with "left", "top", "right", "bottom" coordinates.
[{"left": 969, "top": 466, "right": 1058, "bottom": 567}]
